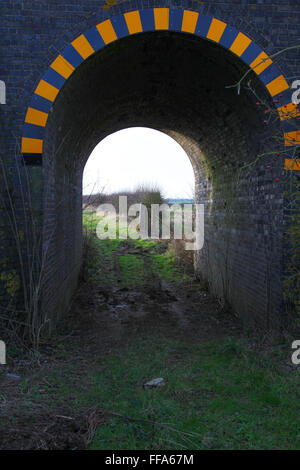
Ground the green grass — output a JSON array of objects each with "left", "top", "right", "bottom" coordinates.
[
  {"left": 86, "top": 337, "right": 300, "bottom": 450},
  {"left": 3, "top": 213, "right": 297, "bottom": 450},
  {"left": 82, "top": 211, "right": 100, "bottom": 232},
  {"left": 38, "top": 336, "right": 294, "bottom": 450},
  {"left": 78, "top": 211, "right": 300, "bottom": 449},
  {"left": 82, "top": 211, "right": 185, "bottom": 289},
  {"left": 119, "top": 255, "right": 147, "bottom": 289},
  {"left": 151, "top": 247, "right": 187, "bottom": 284}
]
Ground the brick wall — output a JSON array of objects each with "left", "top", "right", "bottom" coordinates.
[{"left": 0, "top": 1, "right": 299, "bottom": 330}]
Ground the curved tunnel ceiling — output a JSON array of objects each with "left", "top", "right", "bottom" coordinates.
[
  {"left": 40, "top": 29, "right": 277, "bottom": 188},
  {"left": 21, "top": 8, "right": 300, "bottom": 173},
  {"left": 25, "top": 8, "right": 298, "bottom": 326}
]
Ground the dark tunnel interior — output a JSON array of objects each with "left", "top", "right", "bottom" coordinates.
[{"left": 42, "top": 30, "right": 283, "bottom": 327}]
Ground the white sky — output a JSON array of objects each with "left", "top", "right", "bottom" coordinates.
[{"left": 82, "top": 127, "right": 194, "bottom": 199}]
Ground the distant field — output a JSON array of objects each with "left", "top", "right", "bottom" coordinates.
[{"left": 166, "top": 198, "right": 194, "bottom": 204}]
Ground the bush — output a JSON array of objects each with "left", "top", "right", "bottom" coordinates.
[{"left": 83, "top": 184, "right": 165, "bottom": 210}]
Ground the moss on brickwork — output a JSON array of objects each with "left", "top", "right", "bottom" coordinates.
[{"left": 0, "top": 270, "right": 20, "bottom": 297}]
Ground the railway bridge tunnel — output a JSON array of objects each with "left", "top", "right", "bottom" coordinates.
[{"left": 1, "top": 2, "right": 300, "bottom": 331}]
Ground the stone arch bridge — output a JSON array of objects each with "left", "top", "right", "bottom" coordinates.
[{"left": 0, "top": 1, "right": 299, "bottom": 332}]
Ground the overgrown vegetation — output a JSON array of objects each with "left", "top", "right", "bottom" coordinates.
[
  {"left": 82, "top": 184, "right": 165, "bottom": 211},
  {"left": 0, "top": 209, "right": 299, "bottom": 450},
  {"left": 80, "top": 211, "right": 300, "bottom": 450},
  {"left": 0, "top": 154, "right": 49, "bottom": 350},
  {"left": 0, "top": 31, "right": 299, "bottom": 450},
  {"left": 87, "top": 337, "right": 300, "bottom": 450}
]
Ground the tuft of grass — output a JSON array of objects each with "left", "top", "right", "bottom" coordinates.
[
  {"left": 81, "top": 337, "right": 300, "bottom": 450},
  {"left": 119, "top": 255, "right": 147, "bottom": 289},
  {"left": 151, "top": 246, "right": 187, "bottom": 284}
]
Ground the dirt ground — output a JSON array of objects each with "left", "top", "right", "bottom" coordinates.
[{"left": 0, "top": 238, "right": 284, "bottom": 449}]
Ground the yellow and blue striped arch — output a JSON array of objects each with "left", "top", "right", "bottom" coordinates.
[{"left": 21, "top": 8, "right": 300, "bottom": 169}]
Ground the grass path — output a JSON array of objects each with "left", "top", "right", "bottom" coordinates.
[{"left": 0, "top": 213, "right": 299, "bottom": 449}]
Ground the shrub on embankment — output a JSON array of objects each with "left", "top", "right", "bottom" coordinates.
[{"left": 82, "top": 184, "right": 165, "bottom": 210}]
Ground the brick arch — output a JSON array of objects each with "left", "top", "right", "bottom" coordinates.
[{"left": 21, "top": 7, "right": 300, "bottom": 168}]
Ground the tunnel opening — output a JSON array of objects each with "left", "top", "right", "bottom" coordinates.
[
  {"left": 81, "top": 126, "right": 197, "bottom": 307},
  {"left": 82, "top": 127, "right": 195, "bottom": 201},
  {"left": 41, "top": 29, "right": 283, "bottom": 330}
]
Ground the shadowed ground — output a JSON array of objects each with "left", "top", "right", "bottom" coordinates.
[{"left": 0, "top": 214, "right": 299, "bottom": 450}]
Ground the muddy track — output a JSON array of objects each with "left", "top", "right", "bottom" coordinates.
[
  {"left": 0, "top": 238, "right": 240, "bottom": 450},
  {"left": 72, "top": 238, "right": 239, "bottom": 356}
]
